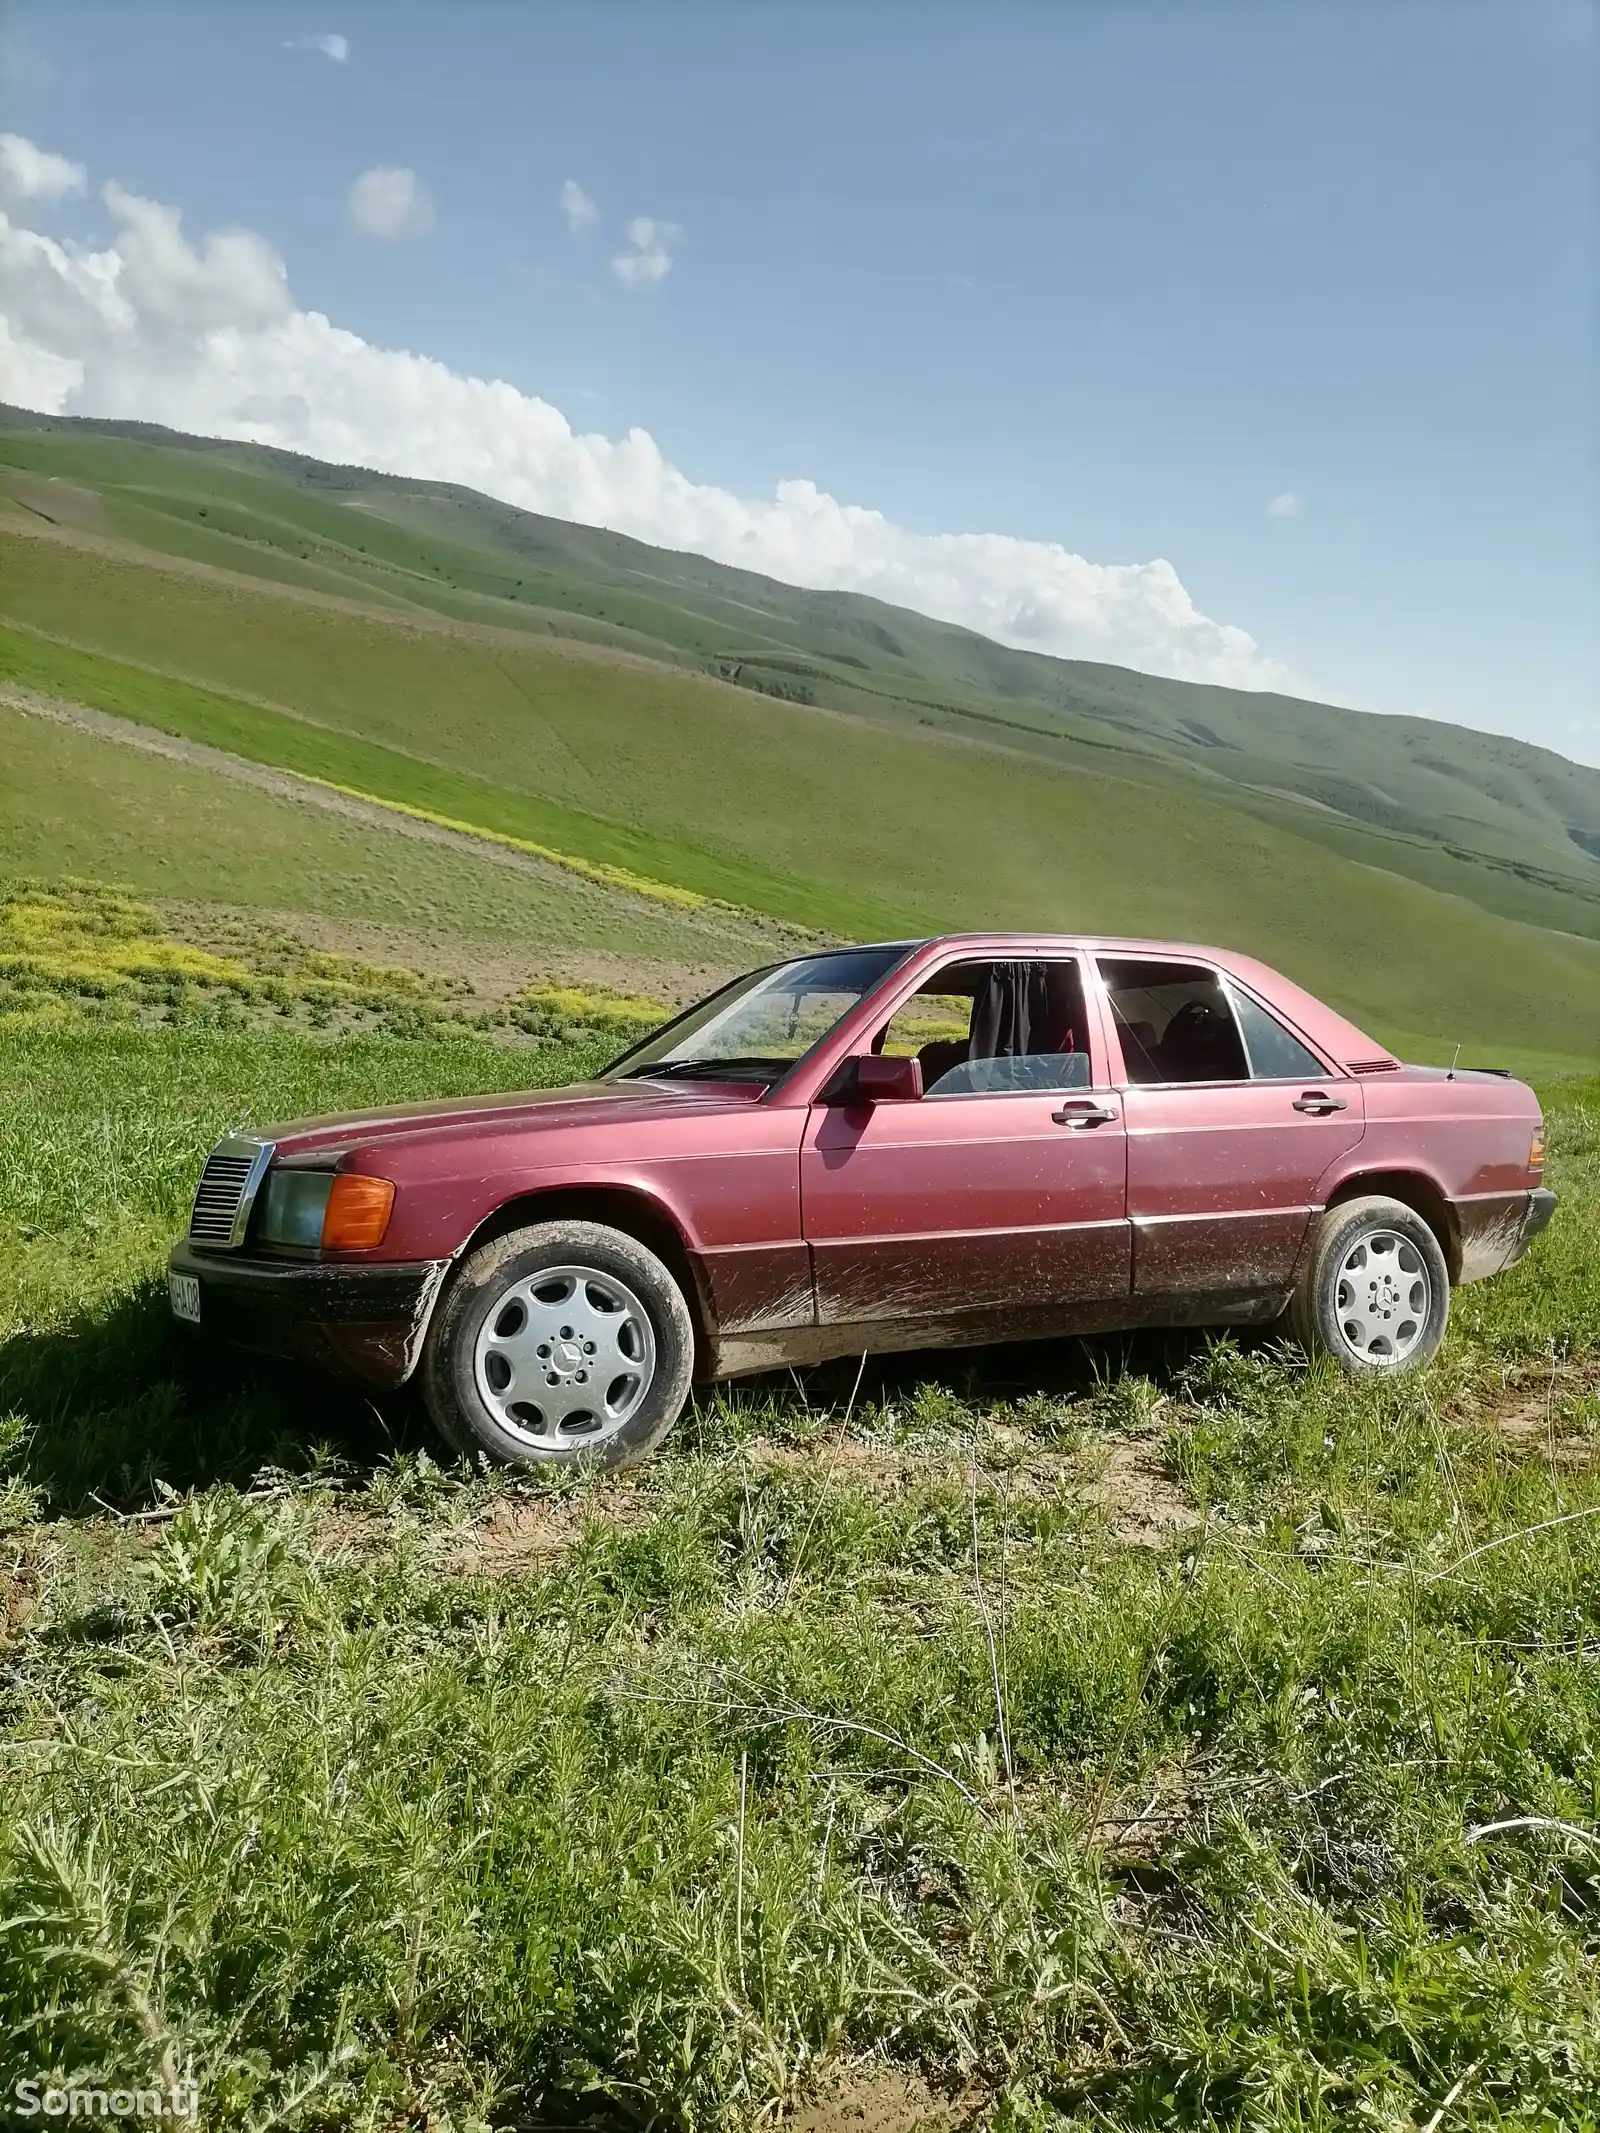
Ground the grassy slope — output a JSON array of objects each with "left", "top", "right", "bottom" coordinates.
[
  {"left": 3, "top": 417, "right": 1598, "bottom": 935},
  {"left": 0, "top": 702, "right": 782, "bottom": 977},
  {"left": 360, "top": 481, "right": 1600, "bottom": 876},
  {"left": 1, "top": 1021, "right": 1596, "bottom": 2127},
  {"left": 2, "top": 527, "right": 1598, "bottom": 1066},
  {"left": 0, "top": 621, "right": 905, "bottom": 940}
]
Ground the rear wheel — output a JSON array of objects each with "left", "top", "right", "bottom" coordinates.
[
  {"left": 422, "top": 1220, "right": 695, "bottom": 1468},
  {"left": 1290, "top": 1195, "right": 1449, "bottom": 1375}
]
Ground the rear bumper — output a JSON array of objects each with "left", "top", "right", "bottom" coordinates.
[
  {"left": 1455, "top": 1186, "right": 1558, "bottom": 1283},
  {"left": 168, "top": 1240, "right": 451, "bottom": 1389},
  {"left": 1476, "top": 1185, "right": 1570, "bottom": 1279},
  {"left": 1513, "top": 1187, "right": 1558, "bottom": 1259}
]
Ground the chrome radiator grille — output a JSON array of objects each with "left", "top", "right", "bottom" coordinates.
[{"left": 188, "top": 1137, "right": 273, "bottom": 1249}]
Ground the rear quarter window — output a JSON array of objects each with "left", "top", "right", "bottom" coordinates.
[{"left": 1228, "top": 988, "right": 1330, "bottom": 1080}]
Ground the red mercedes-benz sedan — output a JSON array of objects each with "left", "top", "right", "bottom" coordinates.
[{"left": 169, "top": 936, "right": 1555, "bottom": 1468}]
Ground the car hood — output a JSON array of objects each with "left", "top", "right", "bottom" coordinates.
[{"left": 260, "top": 1075, "right": 768, "bottom": 1159}]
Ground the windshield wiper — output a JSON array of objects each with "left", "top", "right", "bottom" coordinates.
[{"left": 621, "top": 1058, "right": 781, "bottom": 1082}]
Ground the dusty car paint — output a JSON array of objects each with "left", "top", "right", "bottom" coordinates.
[{"left": 169, "top": 934, "right": 1552, "bottom": 1388}]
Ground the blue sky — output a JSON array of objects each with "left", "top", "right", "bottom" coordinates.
[{"left": 2, "top": 0, "right": 1595, "bottom": 760}]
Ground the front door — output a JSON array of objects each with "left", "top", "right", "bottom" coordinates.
[{"left": 800, "top": 957, "right": 1131, "bottom": 1335}]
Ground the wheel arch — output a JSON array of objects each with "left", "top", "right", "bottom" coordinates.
[
  {"left": 1325, "top": 1170, "right": 1460, "bottom": 1282},
  {"left": 452, "top": 1184, "right": 715, "bottom": 1364}
]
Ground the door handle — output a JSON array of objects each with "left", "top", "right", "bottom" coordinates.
[
  {"left": 1052, "top": 1100, "right": 1119, "bottom": 1128},
  {"left": 1292, "top": 1092, "right": 1348, "bottom": 1115}
]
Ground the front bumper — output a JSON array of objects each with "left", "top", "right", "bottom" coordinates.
[{"left": 168, "top": 1240, "right": 451, "bottom": 1389}]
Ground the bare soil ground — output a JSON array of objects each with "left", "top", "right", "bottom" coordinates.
[
  {"left": 787, "top": 2068, "right": 961, "bottom": 2133},
  {"left": 440, "top": 1484, "right": 656, "bottom": 1576},
  {"left": 1084, "top": 1432, "right": 1204, "bottom": 1545},
  {"left": 1, "top": 475, "right": 111, "bottom": 537}
]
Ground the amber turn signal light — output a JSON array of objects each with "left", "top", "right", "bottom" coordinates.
[
  {"left": 1529, "top": 1129, "right": 1545, "bottom": 1173},
  {"left": 321, "top": 1173, "right": 395, "bottom": 1250}
]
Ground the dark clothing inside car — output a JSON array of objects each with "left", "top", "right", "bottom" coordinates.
[{"left": 914, "top": 959, "right": 1087, "bottom": 1094}]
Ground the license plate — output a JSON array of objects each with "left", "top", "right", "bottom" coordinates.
[{"left": 169, "top": 1273, "right": 202, "bottom": 1324}]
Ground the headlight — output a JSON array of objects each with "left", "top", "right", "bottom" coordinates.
[
  {"left": 255, "top": 1168, "right": 396, "bottom": 1250},
  {"left": 257, "top": 1168, "right": 335, "bottom": 1248}
]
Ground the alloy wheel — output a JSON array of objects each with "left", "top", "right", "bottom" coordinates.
[
  {"left": 1333, "top": 1228, "right": 1431, "bottom": 1365},
  {"left": 473, "top": 1262, "right": 656, "bottom": 1451}
]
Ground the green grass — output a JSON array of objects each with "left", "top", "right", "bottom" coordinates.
[
  {"left": 0, "top": 881, "right": 671, "bottom": 1047},
  {"left": 3, "top": 545, "right": 1599, "bottom": 1064},
  {"left": 1, "top": 1017, "right": 1597, "bottom": 2127},
  {"left": 0, "top": 620, "right": 905, "bottom": 939},
  {"left": 0, "top": 702, "right": 790, "bottom": 980},
  {"left": 4, "top": 414, "right": 1598, "bottom": 924}
]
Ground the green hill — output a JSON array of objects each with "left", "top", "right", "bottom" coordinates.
[
  {"left": 1, "top": 407, "right": 1596, "bottom": 1068},
  {"left": 4, "top": 406, "right": 1597, "bottom": 931}
]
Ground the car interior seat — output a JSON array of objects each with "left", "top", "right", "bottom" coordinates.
[
  {"left": 1115, "top": 1015, "right": 1162, "bottom": 1082},
  {"left": 916, "top": 1036, "right": 971, "bottom": 1089},
  {"left": 1154, "top": 997, "right": 1248, "bottom": 1082}
]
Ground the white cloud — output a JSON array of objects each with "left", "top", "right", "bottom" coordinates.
[
  {"left": 1266, "top": 491, "right": 1303, "bottom": 519},
  {"left": 0, "top": 149, "right": 1289, "bottom": 690},
  {"left": 346, "top": 165, "right": 434, "bottom": 241},
  {"left": 0, "top": 132, "right": 86, "bottom": 203},
  {"left": 559, "top": 178, "right": 599, "bottom": 236},
  {"left": 611, "top": 215, "right": 681, "bottom": 288},
  {"left": 285, "top": 31, "right": 349, "bottom": 62}
]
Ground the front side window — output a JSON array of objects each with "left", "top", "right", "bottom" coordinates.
[
  {"left": 1099, "top": 959, "right": 1249, "bottom": 1085},
  {"left": 1229, "top": 988, "right": 1329, "bottom": 1080},
  {"left": 876, "top": 958, "right": 1092, "bottom": 1095},
  {"left": 607, "top": 945, "right": 912, "bottom": 1085}
]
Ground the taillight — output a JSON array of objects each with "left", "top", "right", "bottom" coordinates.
[
  {"left": 322, "top": 1174, "right": 395, "bottom": 1250},
  {"left": 1529, "top": 1129, "right": 1545, "bottom": 1173}
]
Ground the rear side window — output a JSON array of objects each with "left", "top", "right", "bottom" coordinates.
[
  {"left": 1098, "top": 960, "right": 1249, "bottom": 1085},
  {"left": 1229, "top": 989, "right": 1328, "bottom": 1080}
]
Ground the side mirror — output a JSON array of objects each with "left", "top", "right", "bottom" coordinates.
[{"left": 851, "top": 1053, "right": 923, "bottom": 1102}]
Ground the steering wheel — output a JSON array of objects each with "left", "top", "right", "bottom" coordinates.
[{"left": 1167, "top": 998, "right": 1223, "bottom": 1038}]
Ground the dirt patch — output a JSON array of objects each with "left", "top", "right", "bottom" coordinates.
[
  {"left": 741, "top": 1426, "right": 1204, "bottom": 1547},
  {"left": 1, "top": 475, "right": 109, "bottom": 535},
  {"left": 1, "top": 1551, "right": 39, "bottom": 1648},
  {"left": 444, "top": 1485, "right": 652, "bottom": 1576},
  {"left": 1456, "top": 1357, "right": 1598, "bottom": 1466},
  {"left": 1084, "top": 1435, "right": 1202, "bottom": 1547},
  {"left": 748, "top": 1437, "right": 909, "bottom": 1484},
  {"left": 788, "top": 2068, "right": 960, "bottom": 2133}
]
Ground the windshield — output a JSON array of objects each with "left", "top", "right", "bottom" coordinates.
[{"left": 606, "top": 946, "right": 914, "bottom": 1085}]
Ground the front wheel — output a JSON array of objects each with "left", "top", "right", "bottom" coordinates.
[
  {"left": 1290, "top": 1195, "right": 1449, "bottom": 1375},
  {"left": 422, "top": 1220, "right": 695, "bottom": 1468}
]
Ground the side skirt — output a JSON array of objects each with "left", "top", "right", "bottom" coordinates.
[{"left": 706, "top": 1286, "right": 1294, "bottom": 1381}]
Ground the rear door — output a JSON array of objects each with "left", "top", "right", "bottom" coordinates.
[
  {"left": 801, "top": 956, "right": 1131, "bottom": 1333},
  {"left": 1098, "top": 957, "right": 1364, "bottom": 1298}
]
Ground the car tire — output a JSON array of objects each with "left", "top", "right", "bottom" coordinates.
[
  {"left": 1290, "top": 1194, "right": 1450, "bottom": 1375},
  {"left": 421, "top": 1220, "right": 696, "bottom": 1469}
]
